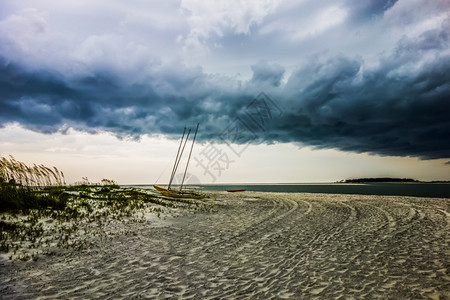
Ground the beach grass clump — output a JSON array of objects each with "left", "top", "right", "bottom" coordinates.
[
  {"left": 1, "top": 156, "right": 68, "bottom": 213},
  {"left": 1, "top": 155, "right": 65, "bottom": 187}
]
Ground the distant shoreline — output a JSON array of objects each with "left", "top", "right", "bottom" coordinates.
[
  {"left": 339, "top": 177, "right": 450, "bottom": 184},
  {"left": 339, "top": 177, "right": 418, "bottom": 183}
]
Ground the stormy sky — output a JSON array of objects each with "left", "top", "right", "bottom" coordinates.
[{"left": 0, "top": 0, "right": 449, "bottom": 183}]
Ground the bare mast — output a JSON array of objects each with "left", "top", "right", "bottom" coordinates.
[
  {"left": 180, "top": 123, "right": 199, "bottom": 191},
  {"left": 168, "top": 128, "right": 191, "bottom": 189}
]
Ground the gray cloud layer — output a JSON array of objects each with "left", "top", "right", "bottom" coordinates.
[{"left": 0, "top": 0, "right": 449, "bottom": 159}]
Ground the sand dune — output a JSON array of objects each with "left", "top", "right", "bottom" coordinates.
[{"left": 1, "top": 192, "right": 449, "bottom": 299}]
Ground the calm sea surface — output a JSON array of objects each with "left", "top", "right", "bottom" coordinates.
[{"left": 135, "top": 183, "right": 450, "bottom": 198}]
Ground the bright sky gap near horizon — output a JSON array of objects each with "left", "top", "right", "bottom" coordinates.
[{"left": 0, "top": 0, "right": 449, "bottom": 184}]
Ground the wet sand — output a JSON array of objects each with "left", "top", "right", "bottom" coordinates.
[{"left": 1, "top": 192, "right": 449, "bottom": 299}]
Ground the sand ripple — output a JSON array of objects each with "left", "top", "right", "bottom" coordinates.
[{"left": 1, "top": 192, "right": 449, "bottom": 299}]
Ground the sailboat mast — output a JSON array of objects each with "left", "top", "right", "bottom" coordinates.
[
  {"left": 168, "top": 128, "right": 186, "bottom": 189},
  {"left": 180, "top": 123, "right": 199, "bottom": 191},
  {"left": 169, "top": 129, "right": 191, "bottom": 189}
]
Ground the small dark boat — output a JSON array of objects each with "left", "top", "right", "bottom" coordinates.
[{"left": 227, "top": 189, "right": 246, "bottom": 192}]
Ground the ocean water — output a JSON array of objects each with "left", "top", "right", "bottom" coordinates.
[{"left": 135, "top": 183, "right": 450, "bottom": 198}]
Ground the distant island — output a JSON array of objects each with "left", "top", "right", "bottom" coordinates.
[{"left": 339, "top": 178, "right": 419, "bottom": 183}]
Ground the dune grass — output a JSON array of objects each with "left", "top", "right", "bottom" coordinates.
[
  {"left": 0, "top": 156, "right": 212, "bottom": 261},
  {"left": 1, "top": 155, "right": 68, "bottom": 212}
]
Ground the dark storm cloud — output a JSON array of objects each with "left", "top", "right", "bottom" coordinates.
[
  {"left": 0, "top": 1, "right": 449, "bottom": 159},
  {"left": 276, "top": 19, "right": 450, "bottom": 159},
  {"left": 279, "top": 55, "right": 450, "bottom": 159},
  {"left": 2, "top": 26, "right": 449, "bottom": 160},
  {"left": 0, "top": 57, "right": 253, "bottom": 138}
]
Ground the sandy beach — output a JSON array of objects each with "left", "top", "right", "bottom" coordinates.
[{"left": 1, "top": 191, "right": 449, "bottom": 299}]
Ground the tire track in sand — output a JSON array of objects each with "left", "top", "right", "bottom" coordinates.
[
  {"left": 201, "top": 194, "right": 361, "bottom": 299},
  {"left": 242, "top": 197, "right": 360, "bottom": 298},
  {"left": 201, "top": 193, "right": 310, "bottom": 254}
]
